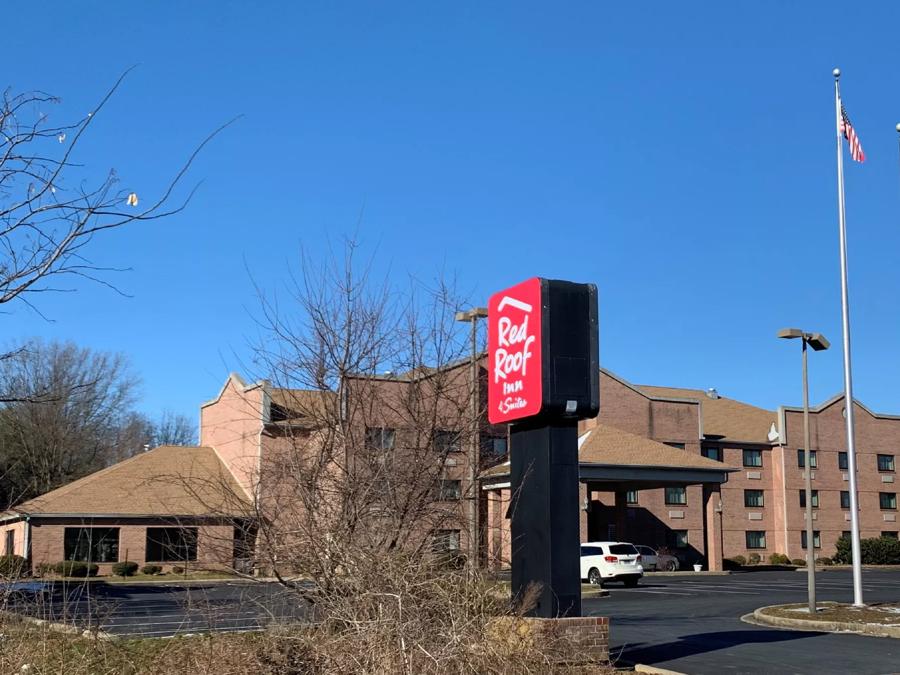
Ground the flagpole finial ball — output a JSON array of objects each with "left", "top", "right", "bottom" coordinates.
[
  {"left": 895, "top": 123, "right": 900, "bottom": 133},
  {"left": 833, "top": 68, "right": 841, "bottom": 78}
]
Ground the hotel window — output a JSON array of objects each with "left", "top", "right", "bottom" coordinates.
[
  {"left": 801, "top": 530, "right": 821, "bottom": 549},
  {"left": 840, "top": 491, "right": 851, "bottom": 509},
  {"left": 365, "top": 427, "right": 395, "bottom": 451},
  {"left": 702, "top": 447, "right": 723, "bottom": 462},
  {"left": 63, "top": 527, "right": 120, "bottom": 563},
  {"left": 743, "top": 449, "right": 763, "bottom": 468},
  {"left": 799, "top": 490, "right": 819, "bottom": 508},
  {"left": 797, "top": 449, "right": 817, "bottom": 469},
  {"left": 432, "top": 529, "right": 460, "bottom": 554},
  {"left": 665, "top": 486, "right": 687, "bottom": 505},
  {"left": 664, "top": 442, "right": 686, "bottom": 450},
  {"left": 880, "top": 493, "right": 897, "bottom": 510},
  {"left": 841, "top": 530, "right": 851, "bottom": 540},
  {"left": 878, "top": 454, "right": 895, "bottom": 472},
  {"left": 481, "top": 436, "right": 508, "bottom": 458},
  {"left": 668, "top": 530, "right": 689, "bottom": 548},
  {"left": 433, "top": 430, "right": 461, "bottom": 454},
  {"left": 626, "top": 490, "right": 639, "bottom": 505},
  {"left": 746, "top": 531, "right": 766, "bottom": 549},
  {"left": 435, "top": 479, "right": 461, "bottom": 501},
  {"left": 882, "top": 531, "right": 899, "bottom": 539},
  {"left": 838, "top": 452, "right": 848, "bottom": 470},
  {"left": 744, "top": 489, "right": 764, "bottom": 508},
  {"left": 145, "top": 528, "right": 198, "bottom": 563}
]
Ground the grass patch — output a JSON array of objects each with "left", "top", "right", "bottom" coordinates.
[{"left": 763, "top": 602, "right": 900, "bottom": 626}]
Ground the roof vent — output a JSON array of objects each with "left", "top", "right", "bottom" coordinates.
[{"left": 705, "top": 388, "right": 720, "bottom": 400}]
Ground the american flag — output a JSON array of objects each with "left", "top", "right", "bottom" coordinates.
[{"left": 840, "top": 102, "right": 865, "bottom": 163}]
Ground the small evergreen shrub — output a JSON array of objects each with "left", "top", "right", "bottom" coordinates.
[
  {"left": 768, "top": 553, "right": 791, "bottom": 565},
  {"left": 35, "top": 562, "right": 55, "bottom": 577},
  {"left": 748, "top": 553, "right": 761, "bottom": 565},
  {"left": 816, "top": 556, "right": 835, "bottom": 566},
  {"left": 172, "top": 566, "right": 185, "bottom": 574},
  {"left": 728, "top": 555, "right": 746, "bottom": 566},
  {"left": 112, "top": 561, "right": 139, "bottom": 577},
  {"left": 791, "top": 558, "right": 806, "bottom": 566},
  {"left": 54, "top": 561, "right": 97, "bottom": 577},
  {"left": 834, "top": 536, "right": 900, "bottom": 565},
  {"left": 141, "top": 564, "right": 162, "bottom": 575}
]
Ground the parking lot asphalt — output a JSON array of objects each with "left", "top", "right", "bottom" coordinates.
[
  {"left": 9, "top": 580, "right": 305, "bottom": 638},
  {"left": 584, "top": 568, "right": 900, "bottom": 674}
]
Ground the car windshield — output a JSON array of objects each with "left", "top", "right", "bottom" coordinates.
[{"left": 609, "top": 544, "right": 639, "bottom": 555}]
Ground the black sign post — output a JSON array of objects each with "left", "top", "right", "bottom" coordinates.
[{"left": 488, "top": 278, "right": 599, "bottom": 619}]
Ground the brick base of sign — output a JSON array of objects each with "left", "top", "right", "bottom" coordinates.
[{"left": 488, "top": 615, "right": 610, "bottom": 666}]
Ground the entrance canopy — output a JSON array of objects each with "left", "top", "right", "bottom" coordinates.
[{"left": 481, "top": 423, "right": 735, "bottom": 489}]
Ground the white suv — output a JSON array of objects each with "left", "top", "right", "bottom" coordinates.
[{"left": 580, "top": 541, "right": 643, "bottom": 587}]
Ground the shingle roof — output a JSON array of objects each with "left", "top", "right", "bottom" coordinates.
[
  {"left": 12, "top": 446, "right": 249, "bottom": 517},
  {"left": 637, "top": 385, "right": 776, "bottom": 444},
  {"left": 269, "top": 388, "right": 336, "bottom": 421},
  {"left": 481, "top": 423, "right": 732, "bottom": 478}
]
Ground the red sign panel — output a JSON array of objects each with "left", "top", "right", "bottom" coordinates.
[{"left": 488, "top": 277, "right": 543, "bottom": 424}]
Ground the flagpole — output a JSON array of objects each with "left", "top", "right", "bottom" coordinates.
[{"left": 833, "top": 67, "right": 864, "bottom": 607}]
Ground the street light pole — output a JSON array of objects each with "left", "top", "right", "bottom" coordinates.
[
  {"left": 456, "top": 307, "right": 487, "bottom": 566},
  {"left": 778, "top": 328, "right": 830, "bottom": 615}
]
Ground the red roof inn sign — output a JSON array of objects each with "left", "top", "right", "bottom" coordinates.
[{"left": 488, "top": 277, "right": 599, "bottom": 425}]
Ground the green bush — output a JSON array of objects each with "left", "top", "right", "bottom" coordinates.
[
  {"left": 834, "top": 536, "right": 900, "bottom": 565},
  {"left": 141, "top": 564, "right": 162, "bottom": 575},
  {"left": 791, "top": 558, "right": 806, "bottom": 566},
  {"left": 172, "top": 565, "right": 185, "bottom": 574},
  {"left": 748, "top": 553, "right": 761, "bottom": 565},
  {"left": 112, "top": 561, "right": 139, "bottom": 577},
  {"left": 768, "top": 553, "right": 791, "bottom": 565},
  {"left": 728, "top": 555, "right": 746, "bottom": 566},
  {"left": 816, "top": 557, "right": 834, "bottom": 566},
  {"left": 0, "top": 554, "right": 27, "bottom": 578},
  {"left": 54, "top": 561, "right": 98, "bottom": 577}
]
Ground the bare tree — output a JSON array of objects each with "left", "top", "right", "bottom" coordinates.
[
  {"left": 174, "top": 243, "right": 560, "bottom": 672},
  {"left": 0, "top": 70, "right": 232, "bottom": 313},
  {"left": 111, "top": 409, "right": 197, "bottom": 463},
  {"left": 0, "top": 339, "right": 139, "bottom": 506}
]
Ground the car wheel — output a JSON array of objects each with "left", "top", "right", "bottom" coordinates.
[
  {"left": 624, "top": 577, "right": 639, "bottom": 588},
  {"left": 588, "top": 568, "right": 602, "bottom": 585},
  {"left": 665, "top": 560, "right": 677, "bottom": 572}
]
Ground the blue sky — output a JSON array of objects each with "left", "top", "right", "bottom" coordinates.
[{"left": 8, "top": 2, "right": 900, "bottom": 421}]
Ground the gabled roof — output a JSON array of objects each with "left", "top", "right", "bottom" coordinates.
[
  {"left": 8, "top": 446, "right": 249, "bottom": 519},
  {"left": 636, "top": 384, "right": 776, "bottom": 444},
  {"left": 481, "top": 423, "right": 734, "bottom": 478}
]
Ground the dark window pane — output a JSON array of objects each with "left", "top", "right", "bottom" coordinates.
[
  {"left": 702, "top": 447, "right": 723, "bottom": 462},
  {"left": 878, "top": 455, "right": 895, "bottom": 472},
  {"left": 746, "top": 531, "right": 766, "bottom": 549},
  {"left": 432, "top": 529, "right": 460, "bottom": 553},
  {"left": 801, "top": 530, "right": 821, "bottom": 549},
  {"left": 841, "top": 491, "right": 851, "bottom": 509},
  {"left": 436, "top": 479, "right": 461, "bottom": 501},
  {"left": 743, "top": 450, "right": 762, "bottom": 467},
  {"left": 664, "top": 442, "right": 685, "bottom": 450},
  {"left": 63, "top": 528, "right": 119, "bottom": 563},
  {"left": 799, "top": 490, "right": 819, "bottom": 508},
  {"left": 433, "top": 430, "right": 461, "bottom": 453},
  {"left": 626, "top": 490, "right": 639, "bottom": 505},
  {"left": 880, "top": 493, "right": 897, "bottom": 510},
  {"left": 145, "top": 528, "right": 198, "bottom": 562},
  {"left": 665, "top": 487, "right": 687, "bottom": 505},
  {"left": 839, "top": 452, "right": 848, "bottom": 470},
  {"left": 744, "top": 490, "right": 764, "bottom": 507},
  {"left": 798, "top": 449, "right": 817, "bottom": 468}
]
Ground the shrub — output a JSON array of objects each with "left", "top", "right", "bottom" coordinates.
[
  {"left": 728, "top": 555, "right": 746, "bottom": 566},
  {"left": 54, "top": 561, "right": 97, "bottom": 577},
  {"left": 35, "top": 562, "right": 55, "bottom": 577},
  {"left": 834, "top": 536, "right": 900, "bottom": 565},
  {"left": 768, "top": 553, "right": 791, "bottom": 565},
  {"left": 141, "top": 564, "right": 162, "bottom": 575},
  {"left": 112, "top": 561, "right": 139, "bottom": 577},
  {"left": 748, "top": 553, "right": 761, "bottom": 565},
  {"left": 0, "top": 554, "right": 27, "bottom": 578},
  {"left": 816, "top": 557, "right": 834, "bottom": 566},
  {"left": 791, "top": 558, "right": 806, "bottom": 567},
  {"left": 172, "top": 565, "right": 185, "bottom": 574}
]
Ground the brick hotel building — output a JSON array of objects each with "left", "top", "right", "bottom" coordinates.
[{"left": 1, "top": 364, "right": 898, "bottom": 572}]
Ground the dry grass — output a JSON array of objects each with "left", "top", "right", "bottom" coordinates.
[{"left": 763, "top": 601, "right": 900, "bottom": 626}]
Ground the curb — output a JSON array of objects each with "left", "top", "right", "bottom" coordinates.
[
  {"left": 634, "top": 664, "right": 688, "bottom": 675},
  {"left": 751, "top": 603, "right": 900, "bottom": 639},
  {"left": 3, "top": 612, "right": 115, "bottom": 641},
  {"left": 645, "top": 571, "right": 731, "bottom": 577},
  {"left": 792, "top": 565, "right": 900, "bottom": 572}
]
